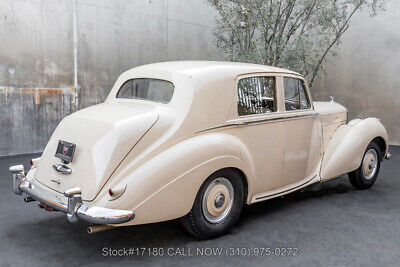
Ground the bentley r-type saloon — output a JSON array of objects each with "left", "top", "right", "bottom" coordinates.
[{"left": 10, "top": 61, "right": 390, "bottom": 239}]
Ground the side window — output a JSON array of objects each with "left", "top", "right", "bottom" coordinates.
[
  {"left": 283, "top": 78, "right": 311, "bottom": 111},
  {"left": 237, "top": 76, "right": 276, "bottom": 116}
]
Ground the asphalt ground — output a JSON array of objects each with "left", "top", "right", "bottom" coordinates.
[{"left": 1, "top": 146, "right": 399, "bottom": 266}]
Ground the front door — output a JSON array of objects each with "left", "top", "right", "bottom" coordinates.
[
  {"left": 282, "top": 77, "right": 320, "bottom": 186},
  {"left": 234, "top": 75, "right": 285, "bottom": 193}
]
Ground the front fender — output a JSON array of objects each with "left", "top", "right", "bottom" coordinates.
[
  {"left": 320, "top": 118, "right": 388, "bottom": 180},
  {"left": 92, "top": 132, "right": 254, "bottom": 226}
]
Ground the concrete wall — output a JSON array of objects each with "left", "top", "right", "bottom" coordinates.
[
  {"left": 313, "top": 0, "right": 400, "bottom": 145},
  {"left": 1, "top": 0, "right": 399, "bottom": 157},
  {"left": 0, "top": 0, "right": 218, "bottom": 156},
  {"left": 0, "top": 0, "right": 76, "bottom": 156}
]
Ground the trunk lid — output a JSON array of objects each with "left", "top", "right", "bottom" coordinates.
[{"left": 34, "top": 103, "right": 158, "bottom": 201}]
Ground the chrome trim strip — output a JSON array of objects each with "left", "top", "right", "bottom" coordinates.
[
  {"left": 255, "top": 175, "right": 318, "bottom": 201},
  {"left": 196, "top": 112, "right": 319, "bottom": 133},
  {"left": 196, "top": 123, "right": 240, "bottom": 133}
]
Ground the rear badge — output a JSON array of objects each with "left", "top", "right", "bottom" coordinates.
[
  {"left": 55, "top": 140, "right": 76, "bottom": 163},
  {"left": 50, "top": 178, "right": 61, "bottom": 185}
]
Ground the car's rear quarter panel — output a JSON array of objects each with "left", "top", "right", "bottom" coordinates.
[{"left": 93, "top": 131, "right": 254, "bottom": 226}]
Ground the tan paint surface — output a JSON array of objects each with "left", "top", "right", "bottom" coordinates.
[{"left": 29, "top": 62, "right": 389, "bottom": 226}]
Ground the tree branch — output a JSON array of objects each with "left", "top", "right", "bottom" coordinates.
[{"left": 309, "top": 2, "right": 363, "bottom": 87}]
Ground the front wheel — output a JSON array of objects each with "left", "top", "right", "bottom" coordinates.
[
  {"left": 181, "top": 169, "right": 244, "bottom": 239},
  {"left": 348, "top": 142, "right": 381, "bottom": 190}
]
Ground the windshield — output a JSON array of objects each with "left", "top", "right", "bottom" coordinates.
[{"left": 116, "top": 78, "right": 174, "bottom": 104}]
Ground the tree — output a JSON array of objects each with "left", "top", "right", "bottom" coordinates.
[{"left": 209, "top": 0, "right": 386, "bottom": 87}]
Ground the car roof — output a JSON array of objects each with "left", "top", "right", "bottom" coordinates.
[{"left": 127, "top": 61, "right": 301, "bottom": 77}]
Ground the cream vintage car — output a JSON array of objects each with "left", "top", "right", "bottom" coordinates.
[{"left": 10, "top": 61, "right": 390, "bottom": 239}]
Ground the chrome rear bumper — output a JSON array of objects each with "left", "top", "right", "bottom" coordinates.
[{"left": 10, "top": 165, "right": 135, "bottom": 225}]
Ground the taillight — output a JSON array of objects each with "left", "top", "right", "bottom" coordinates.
[
  {"left": 29, "top": 157, "right": 41, "bottom": 167},
  {"left": 107, "top": 184, "right": 127, "bottom": 200}
]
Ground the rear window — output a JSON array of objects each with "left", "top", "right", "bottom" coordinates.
[{"left": 116, "top": 78, "right": 174, "bottom": 104}]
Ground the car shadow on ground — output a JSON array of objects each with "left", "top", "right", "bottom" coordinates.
[
  {"left": 240, "top": 181, "right": 352, "bottom": 218},
  {"left": 5, "top": 179, "right": 356, "bottom": 264}
]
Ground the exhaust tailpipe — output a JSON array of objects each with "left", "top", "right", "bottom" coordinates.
[
  {"left": 24, "top": 196, "right": 36, "bottom": 202},
  {"left": 87, "top": 225, "right": 114, "bottom": 234}
]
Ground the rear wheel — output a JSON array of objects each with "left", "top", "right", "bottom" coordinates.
[
  {"left": 348, "top": 142, "right": 381, "bottom": 190},
  {"left": 181, "top": 169, "right": 244, "bottom": 239}
]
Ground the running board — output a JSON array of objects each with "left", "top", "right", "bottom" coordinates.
[{"left": 251, "top": 175, "right": 319, "bottom": 203}]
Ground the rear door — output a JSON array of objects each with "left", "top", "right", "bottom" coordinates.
[{"left": 233, "top": 74, "right": 285, "bottom": 193}]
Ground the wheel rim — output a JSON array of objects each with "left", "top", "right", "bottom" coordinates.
[
  {"left": 362, "top": 149, "right": 378, "bottom": 180},
  {"left": 202, "top": 177, "right": 234, "bottom": 224}
]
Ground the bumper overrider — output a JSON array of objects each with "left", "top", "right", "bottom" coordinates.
[{"left": 10, "top": 165, "right": 135, "bottom": 225}]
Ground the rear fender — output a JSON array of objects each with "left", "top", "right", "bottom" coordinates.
[
  {"left": 320, "top": 118, "right": 388, "bottom": 180},
  {"left": 92, "top": 133, "right": 255, "bottom": 226}
]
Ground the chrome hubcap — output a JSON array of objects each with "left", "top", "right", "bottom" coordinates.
[
  {"left": 362, "top": 149, "right": 378, "bottom": 180},
  {"left": 214, "top": 193, "right": 225, "bottom": 208},
  {"left": 202, "top": 177, "right": 234, "bottom": 224}
]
